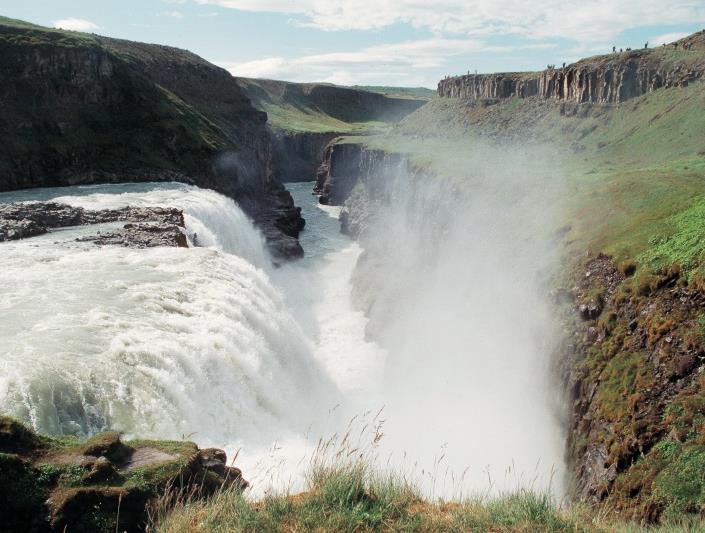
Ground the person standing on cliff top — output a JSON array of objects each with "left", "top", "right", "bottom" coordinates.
[
  {"left": 644, "top": 41, "right": 649, "bottom": 49},
  {"left": 612, "top": 46, "right": 616, "bottom": 53}
]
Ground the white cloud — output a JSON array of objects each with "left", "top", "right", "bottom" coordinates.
[
  {"left": 650, "top": 32, "right": 691, "bottom": 46},
  {"left": 165, "top": 10, "right": 185, "bottom": 18},
  {"left": 52, "top": 18, "right": 99, "bottom": 32},
  {"left": 218, "top": 38, "right": 556, "bottom": 87},
  {"left": 195, "top": 1, "right": 705, "bottom": 43}
]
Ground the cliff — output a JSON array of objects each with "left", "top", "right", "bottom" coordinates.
[
  {"left": 0, "top": 17, "right": 303, "bottom": 258},
  {"left": 438, "top": 31, "right": 705, "bottom": 104}
]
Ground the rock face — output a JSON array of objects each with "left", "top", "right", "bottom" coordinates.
[
  {"left": 0, "top": 417, "right": 247, "bottom": 533},
  {"left": 559, "top": 255, "right": 705, "bottom": 521},
  {"left": 0, "top": 202, "right": 188, "bottom": 248},
  {"left": 271, "top": 131, "right": 340, "bottom": 182},
  {"left": 314, "top": 141, "right": 406, "bottom": 212},
  {"left": 0, "top": 17, "right": 303, "bottom": 259},
  {"left": 438, "top": 32, "right": 705, "bottom": 103}
]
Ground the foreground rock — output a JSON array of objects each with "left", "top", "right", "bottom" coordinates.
[
  {"left": 0, "top": 202, "right": 188, "bottom": 248},
  {"left": 0, "top": 417, "right": 247, "bottom": 533}
]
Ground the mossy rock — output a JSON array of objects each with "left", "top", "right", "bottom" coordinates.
[
  {"left": 0, "top": 418, "right": 248, "bottom": 532},
  {"left": 83, "top": 431, "right": 130, "bottom": 462},
  {"left": 0, "top": 415, "right": 48, "bottom": 453}
]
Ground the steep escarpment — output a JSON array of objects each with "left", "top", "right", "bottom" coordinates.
[
  {"left": 559, "top": 254, "right": 705, "bottom": 522},
  {"left": 0, "top": 17, "right": 302, "bottom": 258},
  {"left": 438, "top": 31, "right": 705, "bottom": 104},
  {"left": 271, "top": 131, "right": 339, "bottom": 182}
]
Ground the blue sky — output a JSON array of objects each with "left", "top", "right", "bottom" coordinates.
[{"left": 3, "top": 1, "right": 705, "bottom": 88}]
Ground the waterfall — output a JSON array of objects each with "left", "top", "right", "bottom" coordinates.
[{"left": 0, "top": 183, "right": 334, "bottom": 447}]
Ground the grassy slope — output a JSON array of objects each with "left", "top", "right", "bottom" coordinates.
[
  {"left": 358, "top": 79, "right": 705, "bottom": 274},
  {"left": 236, "top": 77, "right": 422, "bottom": 134}
]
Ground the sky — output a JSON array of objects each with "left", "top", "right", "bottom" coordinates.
[{"left": 3, "top": 1, "right": 705, "bottom": 88}]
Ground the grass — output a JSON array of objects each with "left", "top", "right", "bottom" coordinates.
[{"left": 154, "top": 461, "right": 705, "bottom": 532}]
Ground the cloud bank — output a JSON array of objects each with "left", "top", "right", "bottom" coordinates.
[
  {"left": 197, "top": 0, "right": 705, "bottom": 42},
  {"left": 52, "top": 18, "right": 99, "bottom": 32}
]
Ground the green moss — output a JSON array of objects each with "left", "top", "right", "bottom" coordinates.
[
  {"left": 636, "top": 196, "right": 705, "bottom": 277},
  {"left": 654, "top": 444, "right": 705, "bottom": 518},
  {"left": 597, "top": 352, "right": 654, "bottom": 422}
]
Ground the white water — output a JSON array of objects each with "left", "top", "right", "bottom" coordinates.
[{"left": 0, "top": 177, "right": 563, "bottom": 498}]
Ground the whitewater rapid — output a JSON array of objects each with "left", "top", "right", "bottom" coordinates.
[
  {"left": 0, "top": 178, "right": 563, "bottom": 498},
  {"left": 0, "top": 181, "right": 384, "bottom": 492}
]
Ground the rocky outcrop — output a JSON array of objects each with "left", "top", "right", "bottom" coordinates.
[
  {"left": 0, "top": 416, "right": 246, "bottom": 533},
  {"left": 76, "top": 223, "right": 188, "bottom": 248},
  {"left": 439, "top": 31, "right": 705, "bottom": 104},
  {"left": 0, "top": 202, "right": 188, "bottom": 247},
  {"left": 0, "top": 17, "right": 303, "bottom": 259}
]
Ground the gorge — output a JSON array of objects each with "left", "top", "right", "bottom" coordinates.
[{"left": 2, "top": 12, "right": 705, "bottom": 532}]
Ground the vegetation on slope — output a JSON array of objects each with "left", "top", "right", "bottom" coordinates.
[
  {"left": 0, "top": 417, "right": 246, "bottom": 532},
  {"left": 236, "top": 77, "right": 425, "bottom": 134}
]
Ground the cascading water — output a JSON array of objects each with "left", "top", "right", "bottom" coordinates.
[
  {"left": 0, "top": 183, "right": 336, "bottom": 450},
  {"left": 0, "top": 172, "right": 564, "bottom": 498}
]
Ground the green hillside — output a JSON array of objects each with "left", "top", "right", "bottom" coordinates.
[{"left": 237, "top": 77, "right": 426, "bottom": 134}]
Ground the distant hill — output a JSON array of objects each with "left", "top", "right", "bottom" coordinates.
[
  {"left": 235, "top": 77, "right": 427, "bottom": 181},
  {"left": 236, "top": 77, "right": 426, "bottom": 134},
  {"left": 345, "top": 85, "right": 436, "bottom": 100}
]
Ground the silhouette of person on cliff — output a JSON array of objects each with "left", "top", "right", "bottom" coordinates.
[
  {"left": 644, "top": 42, "right": 649, "bottom": 49},
  {"left": 612, "top": 46, "right": 616, "bottom": 53},
  {"left": 562, "top": 62, "right": 566, "bottom": 68}
]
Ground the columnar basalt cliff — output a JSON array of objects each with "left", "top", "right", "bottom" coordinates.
[
  {"left": 0, "top": 18, "right": 303, "bottom": 258},
  {"left": 439, "top": 32, "right": 705, "bottom": 104}
]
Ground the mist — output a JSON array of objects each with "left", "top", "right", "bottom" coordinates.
[{"left": 343, "top": 142, "right": 567, "bottom": 497}]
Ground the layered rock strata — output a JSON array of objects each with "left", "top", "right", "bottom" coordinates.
[{"left": 439, "top": 32, "right": 705, "bottom": 104}]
